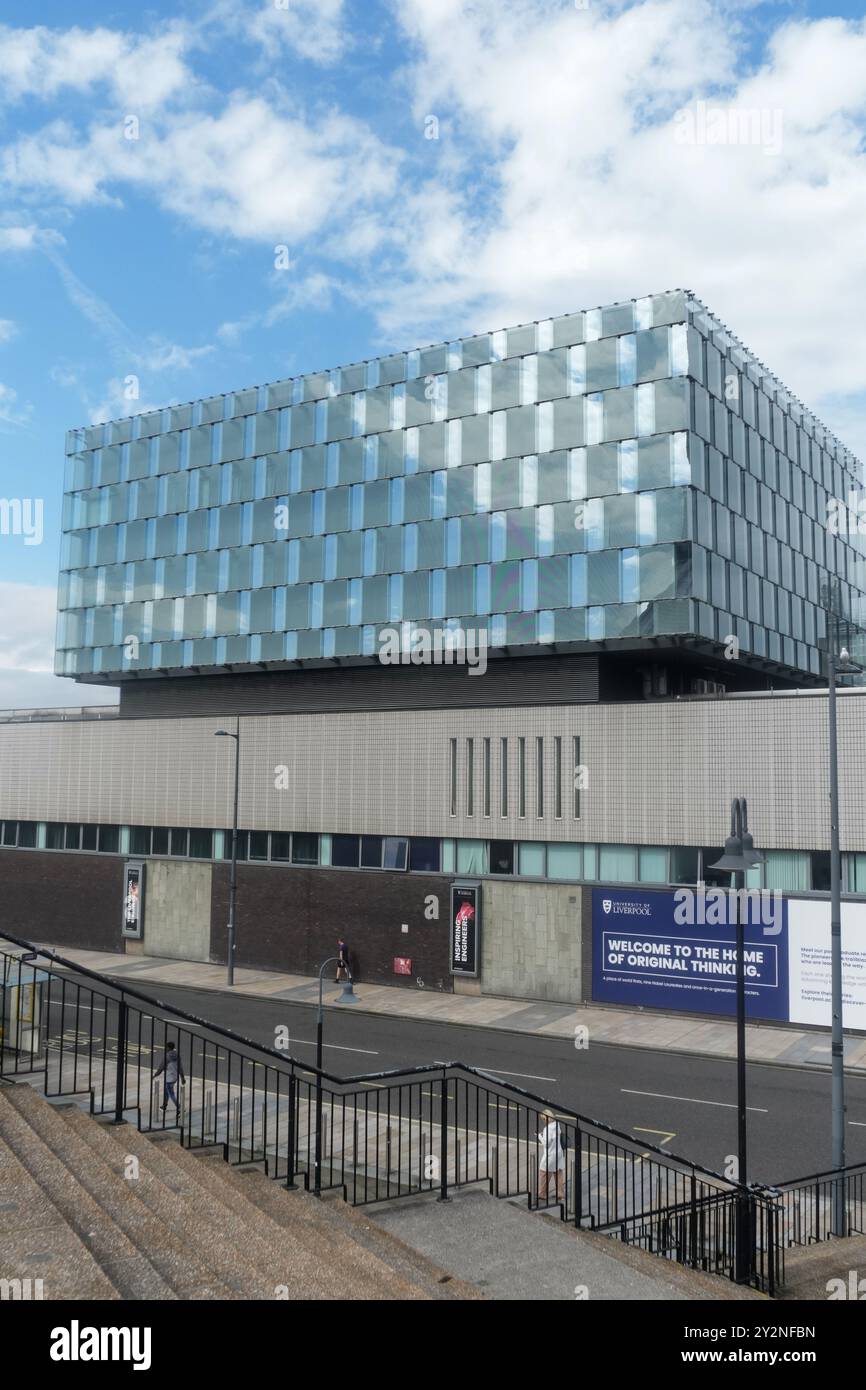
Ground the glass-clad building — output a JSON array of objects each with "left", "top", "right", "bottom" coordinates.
[{"left": 57, "top": 289, "right": 866, "bottom": 690}]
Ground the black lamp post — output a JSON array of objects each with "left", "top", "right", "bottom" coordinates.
[
  {"left": 827, "top": 642, "right": 861, "bottom": 1235},
  {"left": 709, "top": 796, "right": 764, "bottom": 1283},
  {"left": 214, "top": 718, "right": 240, "bottom": 987}
]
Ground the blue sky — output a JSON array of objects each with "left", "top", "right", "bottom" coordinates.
[{"left": 1, "top": 0, "right": 865, "bottom": 703}]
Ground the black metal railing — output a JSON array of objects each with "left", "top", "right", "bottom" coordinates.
[
  {"left": 0, "top": 931, "right": 804, "bottom": 1294},
  {"left": 770, "top": 1160, "right": 866, "bottom": 1247}
]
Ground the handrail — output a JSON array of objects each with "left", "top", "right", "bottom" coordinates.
[
  {"left": 0, "top": 928, "right": 740, "bottom": 1188},
  {"left": 771, "top": 1158, "right": 866, "bottom": 1189}
]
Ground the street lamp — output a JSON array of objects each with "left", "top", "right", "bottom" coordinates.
[
  {"left": 710, "top": 796, "right": 764, "bottom": 1283},
  {"left": 214, "top": 718, "right": 240, "bottom": 987},
  {"left": 313, "top": 954, "right": 359, "bottom": 1196},
  {"left": 827, "top": 641, "right": 862, "bottom": 1236}
]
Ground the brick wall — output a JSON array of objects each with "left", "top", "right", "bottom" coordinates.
[
  {"left": 210, "top": 863, "right": 455, "bottom": 990},
  {"left": 0, "top": 848, "right": 124, "bottom": 952}
]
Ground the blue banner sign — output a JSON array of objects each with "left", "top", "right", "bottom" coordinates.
[{"left": 591, "top": 886, "right": 790, "bottom": 1020}]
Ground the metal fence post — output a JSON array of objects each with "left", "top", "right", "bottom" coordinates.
[
  {"left": 285, "top": 1071, "right": 297, "bottom": 1190},
  {"left": 112, "top": 995, "right": 128, "bottom": 1125},
  {"left": 438, "top": 1068, "right": 449, "bottom": 1202}
]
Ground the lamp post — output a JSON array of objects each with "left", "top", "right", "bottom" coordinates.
[
  {"left": 214, "top": 718, "right": 240, "bottom": 987},
  {"left": 313, "top": 954, "right": 358, "bottom": 1196},
  {"left": 827, "top": 642, "right": 861, "bottom": 1235},
  {"left": 710, "top": 797, "right": 764, "bottom": 1283}
]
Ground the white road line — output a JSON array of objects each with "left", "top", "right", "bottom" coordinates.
[
  {"left": 621, "top": 1088, "right": 768, "bottom": 1113},
  {"left": 486, "top": 1068, "right": 557, "bottom": 1083},
  {"left": 849, "top": 1120, "right": 866, "bottom": 1127},
  {"left": 270, "top": 1038, "right": 379, "bottom": 1056}
]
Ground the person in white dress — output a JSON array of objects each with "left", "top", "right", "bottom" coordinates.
[{"left": 537, "top": 1108, "right": 565, "bottom": 1202}]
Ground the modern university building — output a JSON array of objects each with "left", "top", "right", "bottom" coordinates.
[{"left": 3, "top": 288, "right": 866, "bottom": 1027}]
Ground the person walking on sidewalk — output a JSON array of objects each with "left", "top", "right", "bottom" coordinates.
[
  {"left": 537, "top": 1109, "right": 565, "bottom": 1204},
  {"left": 335, "top": 938, "right": 351, "bottom": 983},
  {"left": 154, "top": 1040, "right": 185, "bottom": 1115}
]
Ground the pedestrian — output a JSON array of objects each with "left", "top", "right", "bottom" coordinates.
[
  {"left": 335, "top": 938, "right": 351, "bottom": 983},
  {"left": 537, "top": 1109, "right": 565, "bottom": 1204},
  {"left": 154, "top": 1039, "right": 185, "bottom": 1115}
]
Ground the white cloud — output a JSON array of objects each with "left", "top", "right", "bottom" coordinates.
[
  {"left": 0, "top": 225, "right": 39, "bottom": 251},
  {"left": 378, "top": 0, "right": 866, "bottom": 454},
  {"left": 0, "top": 320, "right": 17, "bottom": 343},
  {"left": 0, "top": 382, "right": 30, "bottom": 426},
  {"left": 0, "top": 583, "right": 118, "bottom": 709},
  {"left": 239, "top": 0, "right": 348, "bottom": 66},
  {"left": 0, "top": 23, "right": 193, "bottom": 110}
]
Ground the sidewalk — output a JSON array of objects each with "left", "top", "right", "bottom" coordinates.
[{"left": 33, "top": 942, "right": 866, "bottom": 1074}]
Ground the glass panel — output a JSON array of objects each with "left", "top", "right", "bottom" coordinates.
[
  {"left": 409, "top": 837, "right": 440, "bottom": 872},
  {"left": 546, "top": 843, "right": 582, "bottom": 880},
  {"left": 332, "top": 834, "right": 360, "bottom": 868},
  {"left": 292, "top": 832, "right": 319, "bottom": 865},
  {"left": 599, "top": 844, "right": 638, "bottom": 881},
  {"left": 456, "top": 839, "right": 487, "bottom": 874},
  {"left": 361, "top": 835, "right": 383, "bottom": 868},
  {"left": 382, "top": 836, "right": 408, "bottom": 870}
]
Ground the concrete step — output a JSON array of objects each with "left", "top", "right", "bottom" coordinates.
[
  {"left": 778, "top": 1233, "right": 866, "bottom": 1299},
  {"left": 0, "top": 1101, "right": 119, "bottom": 1301},
  {"left": 82, "top": 1121, "right": 340, "bottom": 1300},
  {"left": 370, "top": 1187, "right": 764, "bottom": 1301},
  {"left": 215, "top": 1158, "right": 480, "bottom": 1300},
  {"left": 151, "top": 1140, "right": 428, "bottom": 1300},
  {"left": 222, "top": 1159, "right": 480, "bottom": 1300},
  {"left": 2, "top": 1085, "right": 242, "bottom": 1299},
  {"left": 0, "top": 1086, "right": 175, "bottom": 1300}
]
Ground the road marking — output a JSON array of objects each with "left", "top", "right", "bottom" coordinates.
[
  {"left": 849, "top": 1120, "right": 866, "bottom": 1127},
  {"left": 484, "top": 1069, "right": 557, "bottom": 1083},
  {"left": 277, "top": 1038, "right": 379, "bottom": 1056},
  {"left": 621, "top": 1088, "right": 768, "bottom": 1113},
  {"left": 634, "top": 1127, "right": 676, "bottom": 1146}
]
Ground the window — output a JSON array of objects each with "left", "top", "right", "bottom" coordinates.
[
  {"left": 547, "top": 843, "right": 582, "bottom": 880},
  {"left": 151, "top": 827, "right": 169, "bottom": 855},
  {"left": 382, "top": 836, "right": 408, "bottom": 870},
  {"left": 599, "top": 845, "right": 638, "bottom": 882},
  {"left": 1, "top": 821, "right": 16, "bottom": 846},
  {"left": 489, "top": 840, "right": 514, "bottom": 875},
  {"left": 45, "top": 822, "right": 65, "bottom": 850},
  {"left": 361, "top": 835, "right": 382, "bottom": 868},
  {"left": 188, "top": 828, "right": 213, "bottom": 859},
  {"left": 170, "top": 827, "right": 190, "bottom": 857},
  {"left": 97, "top": 825, "right": 119, "bottom": 854},
  {"left": 811, "top": 851, "right": 830, "bottom": 893},
  {"left": 554, "top": 736, "right": 562, "bottom": 819},
  {"left": 670, "top": 846, "right": 699, "bottom": 884},
  {"left": 292, "top": 832, "right": 319, "bottom": 865},
  {"left": 483, "top": 738, "right": 491, "bottom": 817},
  {"left": 518, "top": 842, "right": 546, "bottom": 876},
  {"left": 449, "top": 738, "right": 457, "bottom": 816},
  {"left": 81, "top": 825, "right": 98, "bottom": 851},
  {"left": 536, "top": 737, "right": 544, "bottom": 817},
  {"left": 466, "top": 738, "right": 474, "bottom": 816},
  {"left": 65, "top": 824, "right": 83, "bottom": 851},
  {"left": 270, "top": 832, "right": 292, "bottom": 862},
  {"left": 500, "top": 737, "right": 508, "bottom": 817},
  {"left": 129, "top": 826, "right": 151, "bottom": 856},
  {"left": 638, "top": 847, "right": 668, "bottom": 883},
  {"left": 518, "top": 737, "right": 526, "bottom": 817},
  {"left": 332, "top": 834, "right": 360, "bottom": 867},
  {"left": 573, "top": 736, "right": 581, "bottom": 818},
  {"left": 409, "top": 837, "right": 440, "bottom": 872},
  {"left": 457, "top": 839, "right": 487, "bottom": 874}
]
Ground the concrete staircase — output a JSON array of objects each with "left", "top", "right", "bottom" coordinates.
[{"left": 0, "top": 1083, "right": 481, "bottom": 1301}]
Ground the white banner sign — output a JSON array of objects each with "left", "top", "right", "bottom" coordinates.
[{"left": 787, "top": 899, "right": 866, "bottom": 1030}]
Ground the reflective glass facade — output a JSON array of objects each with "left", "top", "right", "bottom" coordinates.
[{"left": 57, "top": 290, "right": 866, "bottom": 682}]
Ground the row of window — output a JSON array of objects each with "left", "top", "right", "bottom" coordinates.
[
  {"left": 54, "top": 602, "right": 828, "bottom": 679},
  {"left": 65, "top": 294, "right": 688, "bottom": 455},
  {"left": 65, "top": 294, "right": 855, "bottom": 491},
  {"left": 448, "top": 736, "right": 582, "bottom": 821},
  {"left": 2, "top": 820, "right": 862, "bottom": 893}
]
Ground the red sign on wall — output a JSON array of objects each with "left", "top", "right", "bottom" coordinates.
[{"left": 393, "top": 957, "right": 412, "bottom": 976}]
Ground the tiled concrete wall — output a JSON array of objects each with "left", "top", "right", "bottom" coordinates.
[
  {"left": 0, "top": 689, "right": 864, "bottom": 850},
  {"left": 144, "top": 860, "right": 212, "bottom": 962},
  {"left": 481, "top": 880, "right": 583, "bottom": 1003}
]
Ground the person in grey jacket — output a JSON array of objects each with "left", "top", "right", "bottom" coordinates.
[{"left": 154, "top": 1040, "right": 185, "bottom": 1114}]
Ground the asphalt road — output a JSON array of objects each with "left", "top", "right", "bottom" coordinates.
[{"left": 127, "top": 982, "right": 866, "bottom": 1186}]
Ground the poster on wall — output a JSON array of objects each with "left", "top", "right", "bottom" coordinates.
[
  {"left": 122, "top": 861, "right": 145, "bottom": 939},
  {"left": 450, "top": 883, "right": 481, "bottom": 976},
  {"left": 591, "top": 887, "right": 789, "bottom": 1020},
  {"left": 787, "top": 899, "right": 866, "bottom": 1030}
]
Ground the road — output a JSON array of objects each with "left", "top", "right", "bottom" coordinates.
[{"left": 127, "top": 982, "right": 866, "bottom": 1186}]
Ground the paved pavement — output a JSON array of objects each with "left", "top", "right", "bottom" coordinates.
[{"left": 31, "top": 942, "right": 866, "bottom": 1073}]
